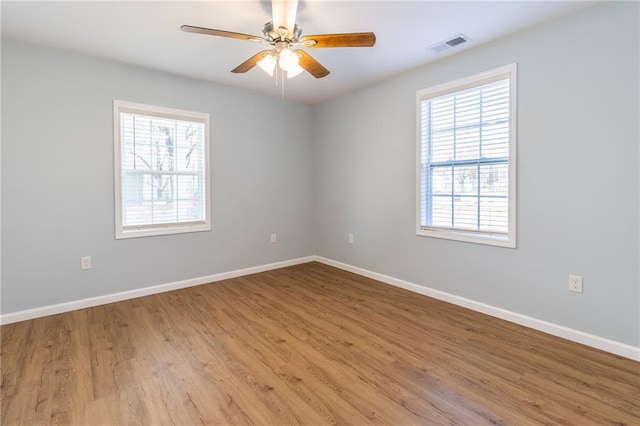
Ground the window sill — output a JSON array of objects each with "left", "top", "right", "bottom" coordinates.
[
  {"left": 116, "top": 223, "right": 210, "bottom": 239},
  {"left": 416, "top": 227, "right": 515, "bottom": 248}
]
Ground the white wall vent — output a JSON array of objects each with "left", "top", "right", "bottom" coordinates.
[{"left": 430, "top": 34, "right": 470, "bottom": 53}]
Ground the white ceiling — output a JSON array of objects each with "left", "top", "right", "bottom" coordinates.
[{"left": 1, "top": 1, "right": 596, "bottom": 105}]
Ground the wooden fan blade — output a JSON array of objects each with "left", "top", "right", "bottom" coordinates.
[
  {"left": 301, "top": 32, "right": 376, "bottom": 48},
  {"left": 295, "top": 50, "right": 330, "bottom": 79},
  {"left": 181, "top": 25, "right": 265, "bottom": 42},
  {"left": 231, "top": 50, "right": 271, "bottom": 73},
  {"left": 271, "top": 0, "right": 299, "bottom": 39}
]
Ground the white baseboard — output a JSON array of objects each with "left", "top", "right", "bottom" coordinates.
[
  {"left": 313, "top": 256, "right": 640, "bottom": 362},
  {"left": 3, "top": 254, "right": 638, "bottom": 362},
  {"left": 0, "top": 256, "right": 315, "bottom": 326}
]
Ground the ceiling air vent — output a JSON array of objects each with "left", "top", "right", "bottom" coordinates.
[{"left": 430, "top": 34, "right": 470, "bottom": 53}]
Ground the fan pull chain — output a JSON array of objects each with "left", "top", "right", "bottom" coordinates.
[
  {"left": 270, "top": 66, "right": 286, "bottom": 102},
  {"left": 281, "top": 69, "right": 286, "bottom": 101}
]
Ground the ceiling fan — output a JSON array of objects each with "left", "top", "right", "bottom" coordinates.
[{"left": 181, "top": 0, "right": 376, "bottom": 79}]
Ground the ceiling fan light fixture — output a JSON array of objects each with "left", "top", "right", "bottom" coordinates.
[
  {"left": 287, "top": 61, "right": 304, "bottom": 79},
  {"left": 278, "top": 47, "right": 299, "bottom": 72},
  {"left": 181, "top": 0, "right": 375, "bottom": 81},
  {"left": 257, "top": 52, "right": 277, "bottom": 76}
]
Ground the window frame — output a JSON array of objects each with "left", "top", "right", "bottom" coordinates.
[
  {"left": 113, "top": 100, "right": 211, "bottom": 239},
  {"left": 415, "top": 63, "right": 517, "bottom": 248}
]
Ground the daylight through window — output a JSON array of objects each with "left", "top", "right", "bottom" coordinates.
[
  {"left": 114, "top": 101, "right": 210, "bottom": 239},
  {"left": 416, "top": 64, "right": 517, "bottom": 247}
]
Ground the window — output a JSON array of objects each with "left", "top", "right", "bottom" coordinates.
[
  {"left": 416, "top": 64, "right": 517, "bottom": 247},
  {"left": 114, "top": 100, "right": 210, "bottom": 239}
]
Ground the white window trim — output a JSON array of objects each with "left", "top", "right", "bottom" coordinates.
[
  {"left": 415, "top": 63, "right": 517, "bottom": 248},
  {"left": 113, "top": 100, "right": 211, "bottom": 239}
]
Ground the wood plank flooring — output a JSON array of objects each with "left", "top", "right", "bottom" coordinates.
[{"left": 1, "top": 262, "right": 639, "bottom": 425}]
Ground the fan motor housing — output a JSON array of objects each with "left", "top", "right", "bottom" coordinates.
[{"left": 262, "top": 21, "right": 302, "bottom": 43}]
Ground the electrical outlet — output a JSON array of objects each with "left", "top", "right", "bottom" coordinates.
[
  {"left": 568, "top": 275, "right": 583, "bottom": 293},
  {"left": 270, "top": 233, "right": 277, "bottom": 243},
  {"left": 80, "top": 256, "right": 92, "bottom": 270},
  {"left": 348, "top": 233, "right": 354, "bottom": 244}
]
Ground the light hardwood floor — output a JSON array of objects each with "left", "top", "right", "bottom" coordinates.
[{"left": 1, "top": 262, "right": 639, "bottom": 425}]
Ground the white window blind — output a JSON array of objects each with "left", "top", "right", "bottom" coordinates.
[
  {"left": 417, "top": 64, "right": 517, "bottom": 247},
  {"left": 114, "top": 101, "right": 210, "bottom": 239}
]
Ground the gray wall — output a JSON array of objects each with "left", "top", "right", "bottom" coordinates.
[
  {"left": 313, "top": 2, "right": 640, "bottom": 346},
  {"left": 1, "top": 39, "right": 314, "bottom": 313}
]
